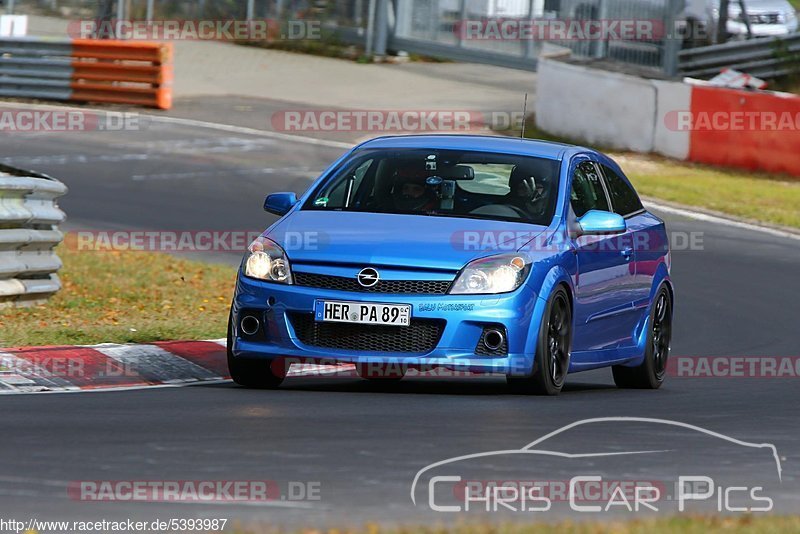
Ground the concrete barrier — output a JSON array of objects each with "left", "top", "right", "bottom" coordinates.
[
  {"left": 536, "top": 57, "right": 658, "bottom": 153},
  {"left": 653, "top": 80, "right": 692, "bottom": 160},
  {"left": 0, "top": 165, "right": 67, "bottom": 308},
  {"left": 535, "top": 53, "right": 800, "bottom": 177}
]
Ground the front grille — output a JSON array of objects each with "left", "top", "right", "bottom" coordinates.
[
  {"left": 289, "top": 312, "right": 445, "bottom": 354},
  {"left": 748, "top": 12, "right": 779, "bottom": 24},
  {"left": 293, "top": 272, "right": 452, "bottom": 294}
]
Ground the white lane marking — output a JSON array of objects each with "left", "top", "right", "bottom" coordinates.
[
  {"left": 132, "top": 166, "right": 319, "bottom": 182},
  {"left": 0, "top": 379, "right": 232, "bottom": 396},
  {"left": 147, "top": 115, "right": 353, "bottom": 149},
  {"left": 644, "top": 200, "right": 800, "bottom": 241},
  {"left": 0, "top": 101, "right": 353, "bottom": 150},
  {"left": 1, "top": 153, "right": 151, "bottom": 166},
  {"left": 0, "top": 138, "right": 280, "bottom": 167},
  {"left": 2, "top": 100, "right": 796, "bottom": 241}
]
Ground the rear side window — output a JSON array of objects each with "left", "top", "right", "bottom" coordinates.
[
  {"left": 601, "top": 165, "right": 643, "bottom": 216},
  {"left": 570, "top": 162, "right": 609, "bottom": 217}
]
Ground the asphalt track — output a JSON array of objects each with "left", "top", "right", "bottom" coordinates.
[{"left": 0, "top": 101, "right": 798, "bottom": 527}]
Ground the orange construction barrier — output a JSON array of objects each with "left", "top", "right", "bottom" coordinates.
[{"left": 69, "top": 40, "right": 173, "bottom": 110}]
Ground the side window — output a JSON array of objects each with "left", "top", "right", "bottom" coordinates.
[
  {"left": 601, "top": 165, "right": 643, "bottom": 216},
  {"left": 318, "top": 159, "right": 373, "bottom": 207},
  {"left": 570, "top": 162, "right": 609, "bottom": 217}
]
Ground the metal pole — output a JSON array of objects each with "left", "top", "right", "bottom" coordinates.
[
  {"left": 6, "top": 0, "right": 15, "bottom": 15},
  {"left": 146, "top": 0, "right": 154, "bottom": 21},
  {"left": 366, "top": 0, "right": 377, "bottom": 57},
  {"left": 115, "top": 0, "right": 125, "bottom": 38},
  {"left": 525, "top": 0, "right": 536, "bottom": 58},
  {"left": 457, "top": 0, "right": 466, "bottom": 47},
  {"left": 374, "top": 0, "right": 389, "bottom": 57},
  {"left": 394, "top": 0, "right": 412, "bottom": 37},
  {"left": 247, "top": 0, "right": 255, "bottom": 21},
  {"left": 595, "top": 0, "right": 607, "bottom": 59},
  {"left": 717, "top": 0, "right": 729, "bottom": 43},
  {"left": 737, "top": 0, "right": 753, "bottom": 38},
  {"left": 662, "top": 0, "right": 681, "bottom": 77},
  {"left": 355, "top": 0, "right": 364, "bottom": 25}
]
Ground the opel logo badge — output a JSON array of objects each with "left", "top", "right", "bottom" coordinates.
[{"left": 357, "top": 267, "right": 380, "bottom": 288}]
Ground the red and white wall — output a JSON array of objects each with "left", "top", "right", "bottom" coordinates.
[{"left": 536, "top": 54, "right": 800, "bottom": 177}]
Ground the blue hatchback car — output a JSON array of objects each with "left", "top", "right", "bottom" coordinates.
[{"left": 229, "top": 135, "right": 673, "bottom": 395}]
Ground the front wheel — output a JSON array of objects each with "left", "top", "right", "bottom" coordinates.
[
  {"left": 227, "top": 311, "right": 284, "bottom": 389},
  {"left": 507, "top": 287, "right": 572, "bottom": 396},
  {"left": 613, "top": 285, "right": 672, "bottom": 389}
]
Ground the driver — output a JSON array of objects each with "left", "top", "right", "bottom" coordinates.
[
  {"left": 505, "top": 166, "right": 546, "bottom": 218},
  {"left": 392, "top": 174, "right": 436, "bottom": 212}
]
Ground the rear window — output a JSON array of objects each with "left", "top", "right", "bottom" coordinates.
[{"left": 601, "top": 164, "right": 643, "bottom": 217}]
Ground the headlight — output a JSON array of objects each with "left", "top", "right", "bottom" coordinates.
[
  {"left": 450, "top": 254, "right": 531, "bottom": 295},
  {"left": 243, "top": 236, "right": 292, "bottom": 283}
]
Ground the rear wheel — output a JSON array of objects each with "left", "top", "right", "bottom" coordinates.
[
  {"left": 507, "top": 287, "right": 571, "bottom": 396},
  {"left": 613, "top": 285, "right": 672, "bottom": 389},
  {"left": 227, "top": 311, "right": 283, "bottom": 389}
]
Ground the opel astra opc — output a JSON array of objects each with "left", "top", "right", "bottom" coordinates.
[{"left": 228, "top": 135, "right": 673, "bottom": 395}]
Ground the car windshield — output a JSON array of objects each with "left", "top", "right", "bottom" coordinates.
[{"left": 303, "top": 148, "right": 560, "bottom": 225}]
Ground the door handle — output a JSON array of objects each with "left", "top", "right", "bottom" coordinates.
[{"left": 621, "top": 246, "right": 633, "bottom": 259}]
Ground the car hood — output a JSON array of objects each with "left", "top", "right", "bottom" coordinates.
[
  {"left": 265, "top": 210, "right": 548, "bottom": 272},
  {"left": 728, "top": 0, "right": 793, "bottom": 12}
]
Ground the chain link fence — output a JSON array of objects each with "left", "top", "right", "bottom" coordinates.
[{"left": 4, "top": 0, "right": 684, "bottom": 75}]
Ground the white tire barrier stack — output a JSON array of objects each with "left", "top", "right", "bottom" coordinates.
[{"left": 0, "top": 165, "right": 67, "bottom": 307}]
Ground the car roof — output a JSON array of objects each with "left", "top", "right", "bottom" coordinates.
[{"left": 353, "top": 134, "right": 589, "bottom": 161}]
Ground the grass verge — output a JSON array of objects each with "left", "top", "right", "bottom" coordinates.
[
  {"left": 616, "top": 154, "right": 800, "bottom": 229},
  {"left": 234, "top": 516, "right": 800, "bottom": 533},
  {"left": 514, "top": 119, "right": 800, "bottom": 230},
  {"left": 0, "top": 236, "right": 236, "bottom": 347}
]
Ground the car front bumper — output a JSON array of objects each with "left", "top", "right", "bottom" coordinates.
[{"left": 230, "top": 273, "right": 547, "bottom": 376}]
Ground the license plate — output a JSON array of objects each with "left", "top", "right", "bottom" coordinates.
[{"left": 315, "top": 300, "right": 411, "bottom": 326}]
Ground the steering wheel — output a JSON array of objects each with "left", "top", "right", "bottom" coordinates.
[{"left": 468, "top": 204, "right": 528, "bottom": 219}]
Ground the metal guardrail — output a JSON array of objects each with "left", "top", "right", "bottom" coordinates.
[
  {"left": 0, "top": 37, "right": 174, "bottom": 109},
  {"left": 0, "top": 164, "right": 67, "bottom": 308},
  {"left": 679, "top": 33, "right": 800, "bottom": 80}
]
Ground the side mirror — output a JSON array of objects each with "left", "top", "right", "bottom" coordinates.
[
  {"left": 577, "top": 210, "right": 626, "bottom": 235},
  {"left": 264, "top": 192, "right": 298, "bottom": 216}
]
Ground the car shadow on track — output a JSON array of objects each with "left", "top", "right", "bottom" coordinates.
[{"left": 220, "top": 375, "right": 620, "bottom": 396}]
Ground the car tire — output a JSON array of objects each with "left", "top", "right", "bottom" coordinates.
[
  {"left": 227, "top": 310, "right": 284, "bottom": 389},
  {"left": 507, "top": 286, "right": 572, "bottom": 396},
  {"left": 613, "top": 285, "right": 672, "bottom": 389}
]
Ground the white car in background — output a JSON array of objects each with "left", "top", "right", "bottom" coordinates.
[{"left": 685, "top": 0, "right": 799, "bottom": 43}]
